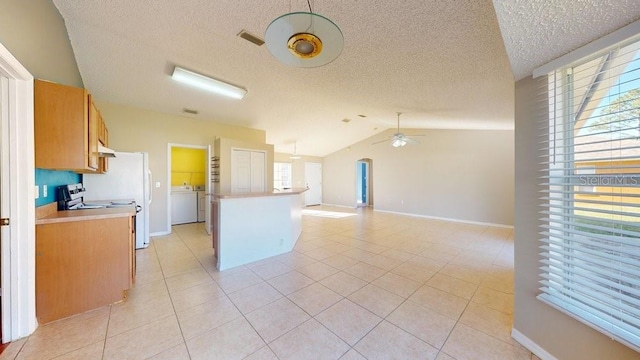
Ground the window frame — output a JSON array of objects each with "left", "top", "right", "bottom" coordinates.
[{"left": 539, "top": 36, "right": 640, "bottom": 351}]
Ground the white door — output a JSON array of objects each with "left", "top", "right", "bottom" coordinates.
[
  {"left": 250, "top": 151, "right": 265, "bottom": 192},
  {"left": 231, "top": 149, "right": 266, "bottom": 193},
  {"left": 0, "top": 76, "right": 6, "bottom": 342},
  {"left": 231, "top": 149, "right": 251, "bottom": 193},
  {"left": 0, "top": 43, "right": 37, "bottom": 341},
  {"left": 305, "top": 162, "right": 322, "bottom": 206}
]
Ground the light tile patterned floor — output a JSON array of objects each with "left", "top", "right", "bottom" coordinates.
[{"left": 2, "top": 206, "right": 536, "bottom": 359}]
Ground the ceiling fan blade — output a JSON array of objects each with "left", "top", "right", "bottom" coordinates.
[{"left": 371, "top": 138, "right": 391, "bottom": 145}]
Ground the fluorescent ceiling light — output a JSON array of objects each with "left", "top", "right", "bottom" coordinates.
[{"left": 171, "top": 66, "right": 247, "bottom": 100}]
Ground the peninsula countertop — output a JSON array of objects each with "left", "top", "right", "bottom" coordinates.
[{"left": 212, "top": 187, "right": 308, "bottom": 199}]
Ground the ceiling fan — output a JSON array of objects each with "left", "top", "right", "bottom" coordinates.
[{"left": 372, "top": 112, "right": 425, "bottom": 147}]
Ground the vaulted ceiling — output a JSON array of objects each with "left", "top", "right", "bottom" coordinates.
[{"left": 53, "top": 0, "right": 640, "bottom": 156}]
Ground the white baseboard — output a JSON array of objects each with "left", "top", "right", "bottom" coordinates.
[
  {"left": 511, "top": 328, "right": 558, "bottom": 360},
  {"left": 319, "top": 203, "right": 357, "bottom": 209},
  {"left": 150, "top": 230, "right": 171, "bottom": 237},
  {"left": 373, "top": 208, "right": 514, "bottom": 229}
]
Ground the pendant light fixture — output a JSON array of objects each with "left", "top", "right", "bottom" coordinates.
[
  {"left": 290, "top": 142, "right": 301, "bottom": 159},
  {"left": 265, "top": 1, "right": 343, "bottom": 68}
]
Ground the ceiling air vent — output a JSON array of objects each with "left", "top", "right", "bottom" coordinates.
[
  {"left": 182, "top": 108, "right": 198, "bottom": 115},
  {"left": 238, "top": 30, "right": 265, "bottom": 46}
]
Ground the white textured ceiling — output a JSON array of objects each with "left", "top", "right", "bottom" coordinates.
[
  {"left": 51, "top": 1, "right": 640, "bottom": 157},
  {"left": 492, "top": 0, "right": 640, "bottom": 80}
]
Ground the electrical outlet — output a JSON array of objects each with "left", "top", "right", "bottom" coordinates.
[
  {"left": 43, "top": 185, "right": 48, "bottom": 197},
  {"left": 34, "top": 185, "right": 39, "bottom": 199}
]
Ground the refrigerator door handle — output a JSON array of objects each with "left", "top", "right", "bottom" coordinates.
[{"left": 148, "top": 169, "right": 153, "bottom": 205}]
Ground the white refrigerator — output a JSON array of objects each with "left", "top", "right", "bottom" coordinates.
[{"left": 83, "top": 152, "right": 151, "bottom": 249}]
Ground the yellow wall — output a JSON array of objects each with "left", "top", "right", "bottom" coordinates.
[{"left": 171, "top": 148, "right": 206, "bottom": 186}]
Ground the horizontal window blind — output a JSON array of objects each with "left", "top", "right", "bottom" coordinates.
[{"left": 539, "top": 34, "right": 640, "bottom": 351}]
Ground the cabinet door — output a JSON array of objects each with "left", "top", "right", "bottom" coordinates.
[
  {"left": 88, "top": 96, "right": 99, "bottom": 170},
  {"left": 36, "top": 218, "right": 130, "bottom": 324},
  {"left": 98, "top": 112, "right": 109, "bottom": 173},
  {"left": 34, "top": 80, "right": 91, "bottom": 171}
]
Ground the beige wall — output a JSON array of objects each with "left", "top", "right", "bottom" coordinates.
[
  {"left": 274, "top": 152, "right": 323, "bottom": 189},
  {"left": 514, "top": 76, "right": 640, "bottom": 359},
  {"left": 96, "top": 101, "right": 266, "bottom": 234},
  {"left": 323, "top": 129, "right": 514, "bottom": 226},
  {"left": 0, "top": 0, "right": 83, "bottom": 87}
]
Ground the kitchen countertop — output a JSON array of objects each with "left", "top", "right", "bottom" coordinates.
[
  {"left": 36, "top": 203, "right": 136, "bottom": 225},
  {"left": 213, "top": 187, "right": 308, "bottom": 199}
]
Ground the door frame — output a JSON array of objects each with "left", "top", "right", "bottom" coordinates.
[
  {"left": 355, "top": 158, "right": 372, "bottom": 207},
  {"left": 166, "top": 143, "right": 209, "bottom": 233},
  {"left": 0, "top": 42, "right": 37, "bottom": 342}
]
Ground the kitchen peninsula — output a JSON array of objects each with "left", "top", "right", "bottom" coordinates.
[{"left": 212, "top": 188, "right": 307, "bottom": 270}]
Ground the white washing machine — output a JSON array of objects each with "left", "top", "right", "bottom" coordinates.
[
  {"left": 171, "top": 185, "right": 198, "bottom": 225},
  {"left": 196, "top": 190, "right": 206, "bottom": 222}
]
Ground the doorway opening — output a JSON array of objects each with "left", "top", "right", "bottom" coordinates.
[
  {"left": 167, "top": 143, "right": 212, "bottom": 234},
  {"left": 356, "top": 158, "right": 373, "bottom": 208}
]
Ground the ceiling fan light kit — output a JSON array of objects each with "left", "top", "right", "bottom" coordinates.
[
  {"left": 392, "top": 138, "right": 407, "bottom": 148},
  {"left": 372, "top": 112, "right": 425, "bottom": 148},
  {"left": 265, "top": 10, "right": 343, "bottom": 68},
  {"left": 171, "top": 66, "right": 247, "bottom": 100}
]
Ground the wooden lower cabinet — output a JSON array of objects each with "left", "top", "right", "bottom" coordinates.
[{"left": 36, "top": 216, "right": 134, "bottom": 324}]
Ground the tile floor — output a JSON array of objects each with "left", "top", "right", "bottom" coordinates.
[{"left": 1, "top": 206, "right": 540, "bottom": 360}]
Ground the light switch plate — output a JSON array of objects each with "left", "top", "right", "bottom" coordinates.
[
  {"left": 43, "top": 185, "right": 48, "bottom": 197},
  {"left": 34, "top": 185, "right": 39, "bottom": 199},
  {"left": 155, "top": 181, "right": 161, "bottom": 188}
]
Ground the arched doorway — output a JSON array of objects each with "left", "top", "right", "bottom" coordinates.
[{"left": 356, "top": 158, "right": 372, "bottom": 207}]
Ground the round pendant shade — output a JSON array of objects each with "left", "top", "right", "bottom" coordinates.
[{"left": 265, "top": 12, "right": 343, "bottom": 68}]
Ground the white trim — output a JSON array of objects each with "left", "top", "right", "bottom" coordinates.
[
  {"left": 373, "top": 208, "right": 514, "bottom": 229},
  {"left": 166, "top": 143, "right": 207, "bottom": 233},
  {"left": 511, "top": 328, "right": 559, "bottom": 360},
  {"left": 533, "top": 20, "right": 640, "bottom": 77},
  {"left": 0, "top": 41, "right": 36, "bottom": 342},
  {"left": 319, "top": 203, "right": 357, "bottom": 209},
  {"left": 149, "top": 230, "right": 171, "bottom": 237}
]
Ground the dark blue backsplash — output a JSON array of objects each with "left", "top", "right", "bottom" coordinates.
[{"left": 34, "top": 168, "right": 81, "bottom": 207}]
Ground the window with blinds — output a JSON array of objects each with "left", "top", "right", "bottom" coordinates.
[{"left": 540, "top": 35, "right": 640, "bottom": 350}]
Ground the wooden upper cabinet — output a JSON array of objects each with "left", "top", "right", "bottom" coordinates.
[
  {"left": 88, "top": 95, "right": 99, "bottom": 170},
  {"left": 34, "top": 80, "right": 98, "bottom": 172},
  {"left": 97, "top": 110, "right": 109, "bottom": 173}
]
